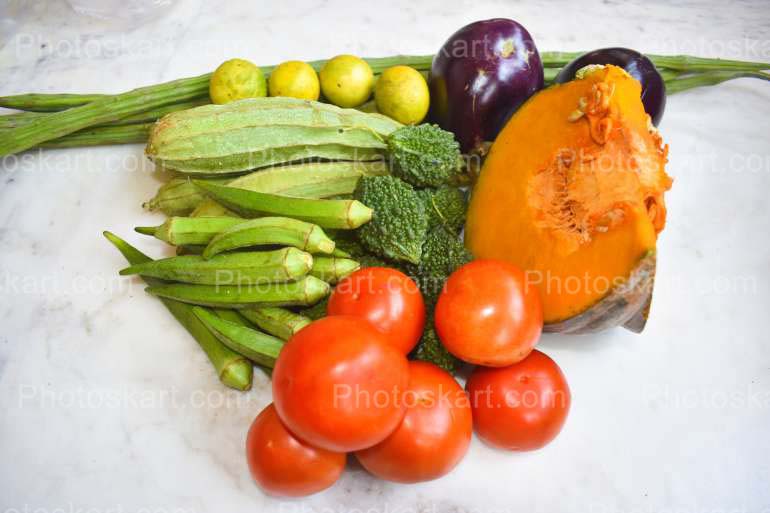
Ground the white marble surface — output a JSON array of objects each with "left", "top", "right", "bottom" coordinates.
[{"left": 1, "top": 0, "right": 770, "bottom": 512}]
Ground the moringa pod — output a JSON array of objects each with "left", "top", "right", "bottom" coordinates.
[
  {"left": 146, "top": 97, "right": 401, "bottom": 175},
  {"left": 145, "top": 275, "right": 330, "bottom": 308},
  {"left": 194, "top": 181, "right": 373, "bottom": 229},
  {"left": 203, "top": 217, "right": 335, "bottom": 259},
  {"left": 120, "top": 248, "right": 313, "bottom": 285},
  {"left": 238, "top": 307, "right": 311, "bottom": 340},
  {"left": 135, "top": 216, "right": 243, "bottom": 246}
]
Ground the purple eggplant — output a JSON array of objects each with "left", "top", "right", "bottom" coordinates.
[
  {"left": 554, "top": 47, "right": 666, "bottom": 126},
  {"left": 429, "top": 19, "right": 544, "bottom": 153}
]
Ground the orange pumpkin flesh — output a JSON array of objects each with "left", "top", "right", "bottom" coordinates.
[{"left": 465, "top": 65, "right": 672, "bottom": 332}]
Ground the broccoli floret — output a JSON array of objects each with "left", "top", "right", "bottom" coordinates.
[
  {"left": 409, "top": 226, "right": 472, "bottom": 306},
  {"left": 354, "top": 175, "right": 428, "bottom": 264},
  {"left": 412, "top": 322, "right": 458, "bottom": 373},
  {"left": 417, "top": 186, "right": 468, "bottom": 233},
  {"left": 387, "top": 124, "right": 462, "bottom": 187}
]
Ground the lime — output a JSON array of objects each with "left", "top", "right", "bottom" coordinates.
[
  {"left": 209, "top": 58, "right": 266, "bottom": 104},
  {"left": 268, "top": 61, "right": 320, "bottom": 101},
  {"left": 320, "top": 55, "right": 374, "bottom": 108},
  {"left": 374, "top": 66, "right": 430, "bottom": 125}
]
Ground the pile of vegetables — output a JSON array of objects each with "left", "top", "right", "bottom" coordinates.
[{"left": 4, "top": 15, "right": 768, "bottom": 499}]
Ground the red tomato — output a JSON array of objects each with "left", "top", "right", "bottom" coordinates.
[
  {"left": 245, "top": 403, "right": 346, "bottom": 497},
  {"left": 272, "top": 315, "right": 409, "bottom": 452},
  {"left": 466, "top": 350, "right": 570, "bottom": 451},
  {"left": 435, "top": 259, "right": 542, "bottom": 366},
  {"left": 328, "top": 267, "right": 425, "bottom": 354},
  {"left": 355, "top": 361, "right": 472, "bottom": 483}
]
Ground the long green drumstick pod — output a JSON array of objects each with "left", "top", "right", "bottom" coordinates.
[
  {"left": 0, "top": 73, "right": 212, "bottom": 156},
  {"left": 102, "top": 231, "right": 252, "bottom": 391}
]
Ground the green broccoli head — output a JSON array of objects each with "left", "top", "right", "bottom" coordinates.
[
  {"left": 354, "top": 175, "right": 428, "bottom": 264},
  {"left": 387, "top": 124, "right": 462, "bottom": 187},
  {"left": 417, "top": 186, "right": 468, "bottom": 233},
  {"left": 409, "top": 226, "right": 472, "bottom": 306},
  {"left": 412, "top": 323, "right": 458, "bottom": 373}
]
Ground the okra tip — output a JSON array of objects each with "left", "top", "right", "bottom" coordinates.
[
  {"left": 134, "top": 226, "right": 158, "bottom": 236},
  {"left": 347, "top": 200, "right": 374, "bottom": 229},
  {"left": 219, "top": 356, "right": 254, "bottom": 391}
]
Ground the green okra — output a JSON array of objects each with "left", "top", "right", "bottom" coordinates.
[
  {"left": 203, "top": 217, "right": 335, "bottom": 260},
  {"left": 120, "top": 248, "right": 313, "bottom": 285},
  {"left": 213, "top": 308, "right": 253, "bottom": 327},
  {"left": 238, "top": 307, "right": 311, "bottom": 340},
  {"left": 194, "top": 181, "right": 373, "bottom": 229},
  {"left": 192, "top": 307, "right": 285, "bottom": 368},
  {"left": 329, "top": 247, "right": 352, "bottom": 258},
  {"left": 135, "top": 216, "right": 243, "bottom": 246},
  {"left": 144, "top": 177, "right": 230, "bottom": 216},
  {"left": 191, "top": 161, "right": 388, "bottom": 218},
  {"left": 145, "top": 275, "right": 330, "bottom": 308},
  {"left": 310, "top": 256, "right": 361, "bottom": 284},
  {"left": 102, "top": 231, "right": 252, "bottom": 391}
]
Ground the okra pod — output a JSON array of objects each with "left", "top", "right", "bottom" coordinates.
[
  {"left": 238, "top": 307, "right": 311, "bottom": 340},
  {"left": 213, "top": 308, "right": 253, "bottom": 327},
  {"left": 310, "top": 256, "right": 361, "bottom": 284},
  {"left": 202, "top": 217, "right": 335, "bottom": 259},
  {"left": 194, "top": 181, "right": 373, "bottom": 229},
  {"left": 135, "top": 216, "right": 243, "bottom": 246},
  {"left": 145, "top": 275, "right": 330, "bottom": 308},
  {"left": 193, "top": 307, "right": 285, "bottom": 368},
  {"left": 120, "top": 248, "right": 313, "bottom": 285},
  {"left": 191, "top": 160, "right": 387, "bottom": 218},
  {"left": 143, "top": 177, "right": 230, "bottom": 216},
  {"left": 102, "top": 231, "right": 252, "bottom": 391}
]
